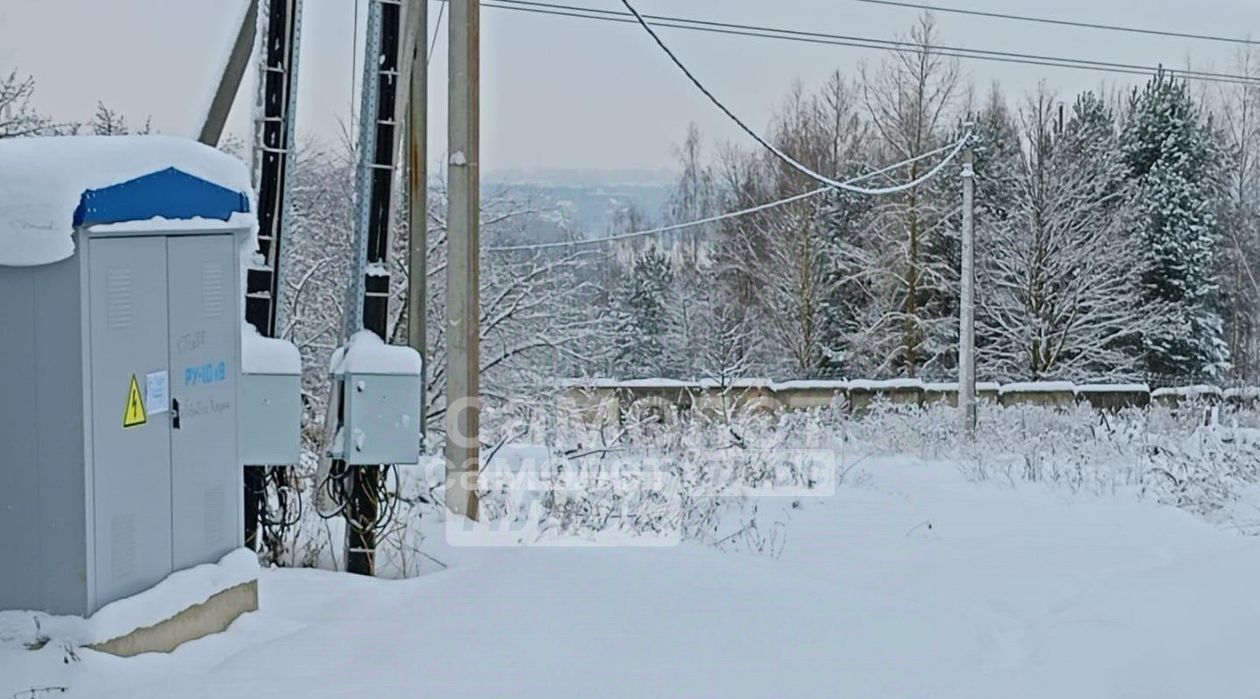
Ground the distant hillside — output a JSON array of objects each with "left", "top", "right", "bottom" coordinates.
[{"left": 482, "top": 170, "right": 674, "bottom": 248}]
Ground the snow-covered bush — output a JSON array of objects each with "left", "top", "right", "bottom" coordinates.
[
  {"left": 844, "top": 398, "right": 1260, "bottom": 521},
  {"left": 272, "top": 396, "right": 1260, "bottom": 576}
]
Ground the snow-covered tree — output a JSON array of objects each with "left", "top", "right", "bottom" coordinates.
[
  {"left": 1122, "top": 73, "right": 1230, "bottom": 383},
  {"left": 278, "top": 138, "right": 612, "bottom": 449},
  {"left": 713, "top": 74, "right": 870, "bottom": 377},
  {"left": 1214, "top": 48, "right": 1260, "bottom": 382},
  {"left": 0, "top": 70, "right": 71, "bottom": 138},
  {"left": 978, "top": 88, "right": 1161, "bottom": 381},
  {"left": 858, "top": 13, "right": 963, "bottom": 378},
  {"left": 611, "top": 244, "right": 676, "bottom": 378},
  {"left": 89, "top": 101, "right": 150, "bottom": 136}
]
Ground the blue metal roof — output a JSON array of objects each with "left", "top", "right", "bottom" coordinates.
[{"left": 72, "top": 167, "right": 251, "bottom": 229}]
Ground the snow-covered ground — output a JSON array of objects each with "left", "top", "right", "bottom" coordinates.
[{"left": 5, "top": 451, "right": 1260, "bottom": 698}]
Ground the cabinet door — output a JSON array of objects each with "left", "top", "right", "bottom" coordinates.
[
  {"left": 167, "top": 235, "right": 241, "bottom": 570},
  {"left": 88, "top": 236, "right": 173, "bottom": 608}
]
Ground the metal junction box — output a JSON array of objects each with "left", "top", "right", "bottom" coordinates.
[
  {"left": 331, "top": 332, "right": 423, "bottom": 465},
  {"left": 341, "top": 373, "right": 422, "bottom": 464},
  {"left": 239, "top": 333, "right": 303, "bottom": 465},
  {"left": 239, "top": 373, "right": 302, "bottom": 465},
  {"left": 0, "top": 148, "right": 252, "bottom": 617}
]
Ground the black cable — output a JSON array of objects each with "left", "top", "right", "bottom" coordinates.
[
  {"left": 466, "top": 0, "right": 1260, "bottom": 87},
  {"left": 855, "top": 0, "right": 1258, "bottom": 47},
  {"left": 503, "top": 0, "right": 1254, "bottom": 84}
]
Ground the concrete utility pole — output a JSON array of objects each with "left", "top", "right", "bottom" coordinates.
[
  {"left": 446, "top": 0, "right": 481, "bottom": 519},
  {"left": 406, "top": 0, "right": 428, "bottom": 447},
  {"left": 958, "top": 133, "right": 977, "bottom": 436}
]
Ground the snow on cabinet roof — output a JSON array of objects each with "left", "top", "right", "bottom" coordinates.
[
  {"left": 0, "top": 135, "right": 253, "bottom": 267},
  {"left": 242, "top": 323, "right": 302, "bottom": 376},
  {"left": 330, "top": 330, "right": 423, "bottom": 376}
]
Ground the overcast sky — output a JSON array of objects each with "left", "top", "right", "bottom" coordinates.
[{"left": 1, "top": 0, "right": 1256, "bottom": 174}]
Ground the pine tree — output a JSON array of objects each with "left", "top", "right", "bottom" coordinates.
[
  {"left": 817, "top": 180, "right": 875, "bottom": 377},
  {"left": 612, "top": 245, "right": 676, "bottom": 378},
  {"left": 89, "top": 102, "right": 149, "bottom": 135},
  {"left": 1122, "top": 73, "right": 1230, "bottom": 383}
]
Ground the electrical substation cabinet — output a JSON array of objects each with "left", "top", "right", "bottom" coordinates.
[
  {"left": 239, "top": 332, "right": 303, "bottom": 465},
  {"left": 331, "top": 331, "right": 423, "bottom": 465},
  {"left": 0, "top": 137, "right": 254, "bottom": 616}
]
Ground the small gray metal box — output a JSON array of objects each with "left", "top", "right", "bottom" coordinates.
[
  {"left": 341, "top": 373, "right": 422, "bottom": 465},
  {"left": 239, "top": 372, "right": 302, "bottom": 465}
]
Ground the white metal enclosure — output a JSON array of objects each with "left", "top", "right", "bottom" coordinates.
[{"left": 0, "top": 142, "right": 253, "bottom": 616}]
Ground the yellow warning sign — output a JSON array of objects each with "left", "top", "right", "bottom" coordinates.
[{"left": 123, "top": 375, "right": 147, "bottom": 428}]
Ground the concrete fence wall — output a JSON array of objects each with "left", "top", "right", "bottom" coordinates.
[{"left": 559, "top": 379, "right": 1260, "bottom": 426}]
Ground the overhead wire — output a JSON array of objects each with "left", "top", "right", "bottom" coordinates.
[
  {"left": 466, "top": 0, "right": 1260, "bottom": 87},
  {"left": 474, "top": 0, "right": 1256, "bottom": 251},
  {"left": 855, "top": 0, "right": 1258, "bottom": 47},
  {"left": 487, "top": 138, "right": 969, "bottom": 252},
  {"left": 617, "top": 0, "right": 976, "bottom": 195},
  {"left": 428, "top": 0, "right": 446, "bottom": 65},
  {"left": 351, "top": 0, "right": 361, "bottom": 127}
]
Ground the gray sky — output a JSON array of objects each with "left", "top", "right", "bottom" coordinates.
[{"left": 1, "top": 0, "right": 1256, "bottom": 174}]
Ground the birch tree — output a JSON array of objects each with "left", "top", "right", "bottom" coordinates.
[
  {"left": 858, "top": 13, "right": 962, "bottom": 378},
  {"left": 1214, "top": 48, "right": 1260, "bottom": 382}
]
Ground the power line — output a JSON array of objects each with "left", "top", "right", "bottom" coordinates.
[
  {"left": 619, "top": 0, "right": 977, "bottom": 194},
  {"left": 488, "top": 191, "right": 824, "bottom": 252},
  {"left": 487, "top": 138, "right": 970, "bottom": 252},
  {"left": 427, "top": 0, "right": 446, "bottom": 65},
  {"left": 856, "top": 0, "right": 1258, "bottom": 47},
  {"left": 467, "top": 0, "right": 1260, "bottom": 86}
]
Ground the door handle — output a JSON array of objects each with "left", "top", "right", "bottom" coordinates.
[{"left": 171, "top": 398, "right": 181, "bottom": 430}]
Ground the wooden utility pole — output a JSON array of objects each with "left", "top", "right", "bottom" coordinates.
[
  {"left": 446, "top": 0, "right": 481, "bottom": 519},
  {"left": 406, "top": 0, "right": 428, "bottom": 447},
  {"left": 958, "top": 134, "right": 977, "bottom": 436}
]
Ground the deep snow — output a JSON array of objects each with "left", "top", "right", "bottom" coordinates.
[{"left": 4, "top": 455, "right": 1259, "bottom": 698}]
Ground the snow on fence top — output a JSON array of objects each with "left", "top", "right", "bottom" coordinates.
[
  {"left": 0, "top": 135, "right": 253, "bottom": 266},
  {"left": 241, "top": 322, "right": 302, "bottom": 375},
  {"left": 1152, "top": 385, "right": 1224, "bottom": 398},
  {"left": 848, "top": 379, "right": 925, "bottom": 391},
  {"left": 614, "top": 378, "right": 697, "bottom": 389},
  {"left": 330, "top": 330, "right": 423, "bottom": 376},
  {"left": 769, "top": 380, "right": 851, "bottom": 391},
  {"left": 1000, "top": 381, "right": 1076, "bottom": 394},
  {"left": 1225, "top": 387, "right": 1260, "bottom": 400},
  {"left": 1075, "top": 383, "right": 1151, "bottom": 394},
  {"left": 918, "top": 382, "right": 1002, "bottom": 392},
  {"left": 556, "top": 380, "right": 1259, "bottom": 405}
]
